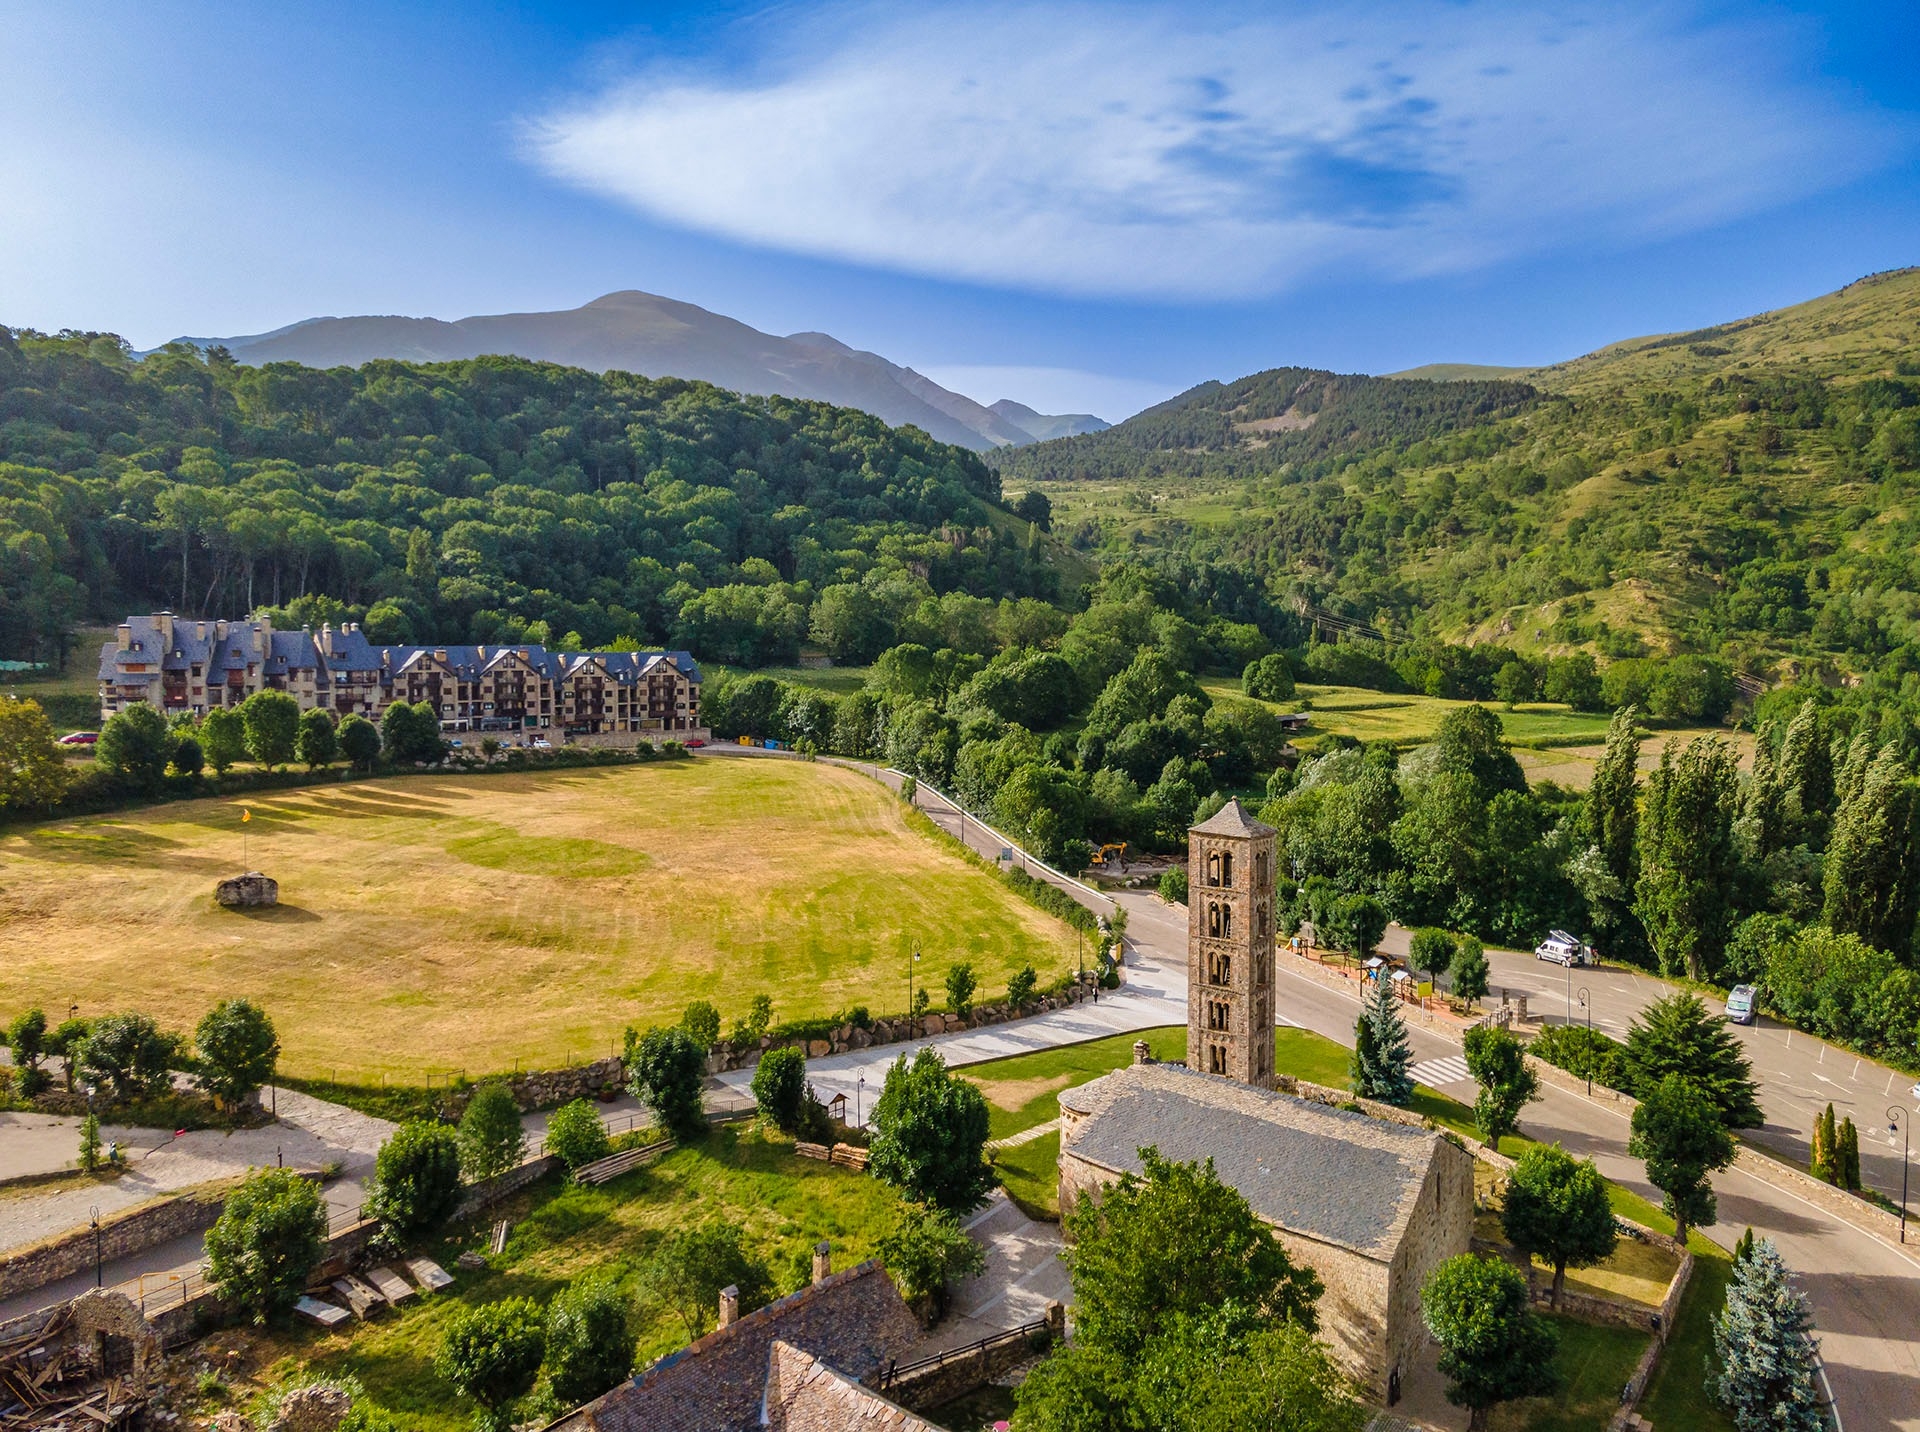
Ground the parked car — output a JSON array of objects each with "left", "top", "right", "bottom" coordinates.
[
  {"left": 685, "top": 738, "right": 706, "bottom": 748},
  {"left": 1533, "top": 929, "right": 1593, "bottom": 967},
  {"left": 1725, "top": 984, "right": 1758, "bottom": 1025},
  {"left": 56, "top": 731, "right": 98, "bottom": 746},
  {"left": 531, "top": 737, "right": 551, "bottom": 750}
]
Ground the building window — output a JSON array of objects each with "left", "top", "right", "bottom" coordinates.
[
  {"left": 1221, "top": 851, "right": 1234, "bottom": 887},
  {"left": 1208, "top": 1043, "right": 1228, "bottom": 1075},
  {"left": 1256, "top": 850, "right": 1268, "bottom": 889},
  {"left": 1206, "top": 851, "right": 1221, "bottom": 887},
  {"left": 1207, "top": 951, "right": 1233, "bottom": 986},
  {"left": 1207, "top": 999, "right": 1230, "bottom": 1031},
  {"left": 1207, "top": 902, "right": 1232, "bottom": 940}
]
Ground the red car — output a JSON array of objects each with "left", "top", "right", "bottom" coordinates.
[
  {"left": 57, "top": 731, "right": 98, "bottom": 746},
  {"left": 685, "top": 738, "right": 707, "bottom": 748}
]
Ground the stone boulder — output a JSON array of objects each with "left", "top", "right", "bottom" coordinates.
[{"left": 216, "top": 872, "right": 279, "bottom": 908}]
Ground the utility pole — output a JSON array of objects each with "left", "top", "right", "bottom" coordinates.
[
  {"left": 1891, "top": 1107, "right": 1911, "bottom": 1244},
  {"left": 1577, "top": 989, "right": 1592, "bottom": 1097}
]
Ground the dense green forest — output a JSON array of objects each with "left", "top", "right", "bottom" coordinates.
[
  {"left": 998, "top": 269, "right": 1920, "bottom": 698},
  {"left": 0, "top": 329, "right": 1070, "bottom": 666}
]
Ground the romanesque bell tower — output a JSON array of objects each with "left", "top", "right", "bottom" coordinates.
[{"left": 1187, "top": 798, "right": 1278, "bottom": 1087}]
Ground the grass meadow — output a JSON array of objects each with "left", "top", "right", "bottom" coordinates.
[{"left": 0, "top": 758, "right": 1078, "bottom": 1081}]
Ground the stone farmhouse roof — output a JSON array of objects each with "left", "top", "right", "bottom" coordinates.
[
  {"left": 1190, "top": 796, "right": 1276, "bottom": 839},
  {"left": 1060, "top": 1062, "right": 1444, "bottom": 1260},
  {"left": 554, "top": 1260, "right": 920, "bottom": 1432},
  {"left": 762, "top": 1341, "right": 941, "bottom": 1431}
]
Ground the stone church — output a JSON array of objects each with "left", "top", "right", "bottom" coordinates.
[{"left": 1058, "top": 797, "right": 1474, "bottom": 1403}]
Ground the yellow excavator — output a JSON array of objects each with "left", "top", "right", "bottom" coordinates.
[{"left": 1094, "top": 842, "right": 1128, "bottom": 870}]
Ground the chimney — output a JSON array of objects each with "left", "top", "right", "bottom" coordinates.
[
  {"left": 116, "top": 623, "right": 132, "bottom": 652},
  {"left": 812, "top": 1241, "right": 832, "bottom": 1285},
  {"left": 215, "top": 619, "right": 229, "bottom": 641},
  {"left": 155, "top": 611, "right": 174, "bottom": 646},
  {"left": 1133, "top": 1040, "right": 1152, "bottom": 1066},
  {"left": 718, "top": 1285, "right": 740, "bottom": 1328},
  {"left": 196, "top": 621, "right": 208, "bottom": 640}
]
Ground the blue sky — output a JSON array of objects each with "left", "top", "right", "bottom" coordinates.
[{"left": 2, "top": 1, "right": 1916, "bottom": 420}]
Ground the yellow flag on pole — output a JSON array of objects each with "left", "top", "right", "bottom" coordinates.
[{"left": 241, "top": 808, "right": 252, "bottom": 823}]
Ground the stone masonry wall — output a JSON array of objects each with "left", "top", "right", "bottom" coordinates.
[
  {"left": 1384, "top": 1136, "right": 1476, "bottom": 1384},
  {"left": 884, "top": 1306, "right": 1066, "bottom": 1411},
  {"left": 0, "top": 1179, "right": 244, "bottom": 1302}
]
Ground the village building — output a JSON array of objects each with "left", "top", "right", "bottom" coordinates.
[
  {"left": 546, "top": 1254, "right": 931, "bottom": 1432},
  {"left": 1056, "top": 795, "right": 1475, "bottom": 1403},
  {"left": 97, "top": 611, "right": 704, "bottom": 741}
]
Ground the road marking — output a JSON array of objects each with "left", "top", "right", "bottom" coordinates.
[{"left": 1411, "top": 1055, "right": 1472, "bottom": 1088}]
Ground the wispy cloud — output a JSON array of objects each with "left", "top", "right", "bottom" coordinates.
[{"left": 525, "top": 2, "right": 1896, "bottom": 299}]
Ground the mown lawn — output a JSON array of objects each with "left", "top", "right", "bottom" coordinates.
[
  {"left": 0, "top": 758, "right": 1078, "bottom": 1081},
  {"left": 1489, "top": 1314, "right": 1651, "bottom": 1432},
  {"left": 236, "top": 1126, "right": 905, "bottom": 1432}
]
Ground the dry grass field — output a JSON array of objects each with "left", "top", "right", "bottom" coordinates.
[{"left": 0, "top": 758, "right": 1078, "bottom": 1081}]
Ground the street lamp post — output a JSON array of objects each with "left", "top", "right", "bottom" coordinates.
[
  {"left": 1891, "top": 1107, "right": 1911, "bottom": 1244},
  {"left": 908, "top": 947, "right": 921, "bottom": 1039},
  {"left": 1577, "top": 988, "right": 1592, "bottom": 1097},
  {"left": 90, "top": 1206, "right": 102, "bottom": 1287},
  {"left": 856, "top": 1072, "right": 865, "bottom": 1129}
]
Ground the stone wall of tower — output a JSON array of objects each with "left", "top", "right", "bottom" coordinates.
[{"left": 1186, "top": 822, "right": 1277, "bottom": 1087}]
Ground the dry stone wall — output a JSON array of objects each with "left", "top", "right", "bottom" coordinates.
[{"left": 0, "top": 1179, "right": 245, "bottom": 1301}]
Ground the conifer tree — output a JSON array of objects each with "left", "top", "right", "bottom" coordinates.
[
  {"left": 1832, "top": 729, "right": 1875, "bottom": 812},
  {"left": 1352, "top": 973, "right": 1413, "bottom": 1105},
  {"left": 1837, "top": 1116, "right": 1861, "bottom": 1192},
  {"left": 1822, "top": 743, "right": 1920, "bottom": 957},
  {"left": 1777, "top": 699, "right": 1832, "bottom": 846},
  {"left": 1808, "top": 1104, "right": 1834, "bottom": 1184},
  {"left": 1733, "top": 1227, "right": 1756, "bottom": 1265},
  {"left": 1710, "top": 1238, "right": 1827, "bottom": 1432}
]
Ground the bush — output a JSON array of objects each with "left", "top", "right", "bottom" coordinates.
[
  {"left": 543, "top": 1275, "right": 637, "bottom": 1406},
  {"left": 1006, "top": 965, "right": 1037, "bottom": 1009},
  {"left": 364, "top": 1122, "right": 464, "bottom": 1245},
  {"left": 729, "top": 993, "right": 774, "bottom": 1047},
  {"left": 204, "top": 1167, "right": 327, "bottom": 1323},
  {"left": 458, "top": 1084, "right": 527, "bottom": 1182},
  {"left": 945, "top": 962, "right": 977, "bottom": 1020},
  {"left": 751, "top": 1046, "right": 808, "bottom": 1133},
  {"left": 1158, "top": 867, "right": 1189, "bottom": 905},
  {"left": 680, "top": 1000, "right": 720, "bottom": 1050},
  {"left": 625, "top": 1025, "right": 708, "bottom": 1140},
  {"left": 544, "top": 1098, "right": 611, "bottom": 1171},
  {"left": 194, "top": 999, "right": 279, "bottom": 1108},
  {"left": 1530, "top": 1024, "right": 1627, "bottom": 1090},
  {"left": 436, "top": 1297, "right": 546, "bottom": 1432},
  {"left": 878, "top": 1203, "right": 986, "bottom": 1315}
]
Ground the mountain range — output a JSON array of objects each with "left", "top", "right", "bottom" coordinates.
[{"left": 173, "top": 291, "right": 1108, "bottom": 453}]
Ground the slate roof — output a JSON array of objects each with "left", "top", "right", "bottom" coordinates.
[
  {"left": 762, "top": 1342, "right": 941, "bottom": 1432},
  {"left": 552, "top": 1260, "right": 920, "bottom": 1432},
  {"left": 1059, "top": 1063, "right": 1440, "bottom": 1260},
  {"left": 1190, "top": 796, "right": 1276, "bottom": 839}
]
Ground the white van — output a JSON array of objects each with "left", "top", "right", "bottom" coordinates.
[
  {"left": 1533, "top": 929, "right": 1592, "bottom": 967},
  {"left": 1725, "top": 985, "right": 1757, "bottom": 1024}
]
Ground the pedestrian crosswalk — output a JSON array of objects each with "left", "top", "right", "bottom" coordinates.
[{"left": 1410, "top": 1054, "right": 1472, "bottom": 1088}]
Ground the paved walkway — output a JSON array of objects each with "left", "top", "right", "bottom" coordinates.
[{"left": 908, "top": 1190, "right": 1071, "bottom": 1360}]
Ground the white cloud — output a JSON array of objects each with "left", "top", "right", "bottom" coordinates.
[
  {"left": 525, "top": 2, "right": 1893, "bottom": 299},
  {"left": 916, "top": 365, "right": 1178, "bottom": 423}
]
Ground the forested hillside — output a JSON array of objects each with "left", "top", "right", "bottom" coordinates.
[
  {"left": 0, "top": 330, "right": 1070, "bottom": 666},
  {"left": 998, "top": 269, "right": 1920, "bottom": 692}
]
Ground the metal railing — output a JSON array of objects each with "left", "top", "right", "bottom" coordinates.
[{"left": 876, "top": 1317, "right": 1052, "bottom": 1388}]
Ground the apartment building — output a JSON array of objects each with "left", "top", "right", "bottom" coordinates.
[{"left": 98, "top": 612, "right": 704, "bottom": 739}]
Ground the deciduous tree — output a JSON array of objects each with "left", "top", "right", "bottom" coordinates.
[
  {"left": 364, "top": 1122, "right": 463, "bottom": 1245},
  {"left": 240, "top": 689, "right": 300, "bottom": 770},
  {"left": 457, "top": 1083, "right": 526, "bottom": 1183},
  {"left": 1421, "top": 1254, "right": 1559, "bottom": 1430},
  {"left": 1465, "top": 1026, "right": 1538, "bottom": 1150},
  {"left": 204, "top": 1167, "right": 326, "bottom": 1324},
  {"left": 1500, "top": 1144, "right": 1617, "bottom": 1308},
  {"left": 0, "top": 696, "right": 69, "bottom": 810},
  {"left": 1635, "top": 738, "right": 1740, "bottom": 980},
  {"left": 1628, "top": 1075, "right": 1734, "bottom": 1243},
  {"left": 625, "top": 1025, "right": 708, "bottom": 1141},
  {"left": 294, "top": 708, "right": 337, "bottom": 769},
  {"left": 868, "top": 1047, "right": 993, "bottom": 1215},
  {"left": 436, "top": 1298, "right": 546, "bottom": 1432},
  {"left": 641, "top": 1223, "right": 771, "bottom": 1339},
  {"left": 194, "top": 998, "right": 279, "bottom": 1108},
  {"left": 542, "top": 1275, "right": 636, "bottom": 1406}
]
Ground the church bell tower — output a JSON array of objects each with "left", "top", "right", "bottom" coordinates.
[{"left": 1187, "top": 798, "right": 1278, "bottom": 1087}]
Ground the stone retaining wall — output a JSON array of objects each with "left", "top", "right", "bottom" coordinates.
[
  {"left": 0, "top": 1178, "right": 244, "bottom": 1301},
  {"left": 884, "top": 1305, "right": 1065, "bottom": 1411}
]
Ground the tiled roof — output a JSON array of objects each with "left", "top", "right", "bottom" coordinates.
[
  {"left": 557, "top": 1260, "right": 920, "bottom": 1432},
  {"left": 1190, "top": 796, "right": 1276, "bottom": 838},
  {"left": 762, "top": 1341, "right": 941, "bottom": 1432},
  {"left": 1060, "top": 1063, "right": 1439, "bottom": 1259}
]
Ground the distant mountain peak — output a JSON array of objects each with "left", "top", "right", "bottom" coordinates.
[{"left": 172, "top": 293, "right": 1104, "bottom": 451}]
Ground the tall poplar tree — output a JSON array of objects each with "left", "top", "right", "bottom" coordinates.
[
  {"left": 1822, "top": 743, "right": 1920, "bottom": 957},
  {"left": 1580, "top": 706, "right": 1643, "bottom": 951},
  {"left": 1776, "top": 698, "right": 1832, "bottom": 847},
  {"left": 1635, "top": 738, "right": 1739, "bottom": 981}
]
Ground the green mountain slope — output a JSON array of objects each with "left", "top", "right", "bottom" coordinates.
[{"left": 993, "top": 271, "right": 1920, "bottom": 682}]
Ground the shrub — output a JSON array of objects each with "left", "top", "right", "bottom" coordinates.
[
  {"left": 945, "top": 962, "right": 977, "bottom": 1020},
  {"left": 878, "top": 1203, "right": 986, "bottom": 1315},
  {"left": 1006, "top": 965, "right": 1037, "bottom": 1009},
  {"left": 458, "top": 1084, "right": 527, "bottom": 1182},
  {"left": 1529, "top": 1024, "right": 1627, "bottom": 1090},
  {"left": 543, "top": 1276, "right": 637, "bottom": 1406},
  {"left": 729, "top": 993, "right": 774, "bottom": 1046},
  {"left": 1242, "top": 653, "right": 1296, "bottom": 703},
  {"left": 1158, "top": 867, "right": 1189, "bottom": 905},
  {"left": 78, "top": 1113, "right": 102, "bottom": 1172},
  {"left": 543, "top": 1098, "right": 611, "bottom": 1171},
  {"left": 194, "top": 999, "right": 279, "bottom": 1108},
  {"left": 680, "top": 1000, "right": 720, "bottom": 1050},
  {"left": 364, "top": 1122, "right": 464, "bottom": 1244},
  {"left": 751, "top": 1046, "right": 808, "bottom": 1133},
  {"left": 204, "top": 1167, "right": 326, "bottom": 1324},
  {"left": 436, "top": 1298, "right": 546, "bottom": 1432}
]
